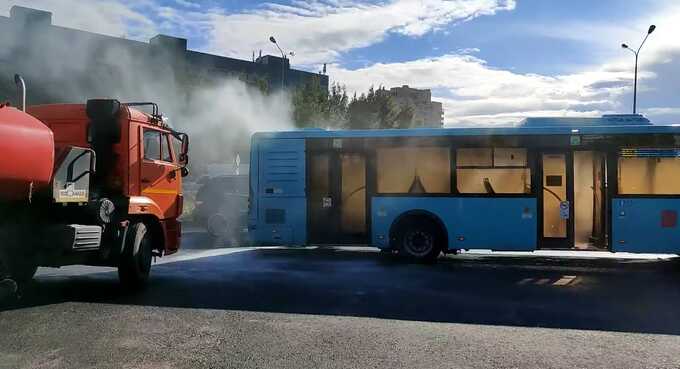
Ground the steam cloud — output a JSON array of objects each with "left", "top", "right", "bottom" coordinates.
[{"left": 0, "top": 8, "right": 295, "bottom": 174}]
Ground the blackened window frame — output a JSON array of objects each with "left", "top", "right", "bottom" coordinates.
[{"left": 454, "top": 147, "right": 533, "bottom": 196}]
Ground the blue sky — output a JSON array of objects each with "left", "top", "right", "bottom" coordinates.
[
  {"left": 2, "top": 0, "right": 679, "bottom": 125},
  {"left": 329, "top": 0, "right": 663, "bottom": 73}
]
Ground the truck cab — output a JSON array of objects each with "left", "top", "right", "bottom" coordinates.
[{"left": 0, "top": 99, "right": 190, "bottom": 288}]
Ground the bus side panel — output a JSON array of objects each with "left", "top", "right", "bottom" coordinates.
[
  {"left": 612, "top": 198, "right": 680, "bottom": 253},
  {"left": 372, "top": 197, "right": 537, "bottom": 251},
  {"left": 251, "top": 138, "right": 307, "bottom": 245},
  {"left": 248, "top": 138, "right": 260, "bottom": 235}
]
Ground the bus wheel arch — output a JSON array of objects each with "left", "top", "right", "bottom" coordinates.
[{"left": 389, "top": 210, "right": 448, "bottom": 262}]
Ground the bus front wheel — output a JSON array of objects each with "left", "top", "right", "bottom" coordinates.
[{"left": 395, "top": 218, "right": 442, "bottom": 263}]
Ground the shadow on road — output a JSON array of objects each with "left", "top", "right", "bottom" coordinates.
[
  {"left": 181, "top": 224, "right": 248, "bottom": 249},
  {"left": 3, "top": 247, "right": 680, "bottom": 335}
]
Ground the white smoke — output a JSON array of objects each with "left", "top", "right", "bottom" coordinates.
[
  {"left": 0, "top": 4, "right": 295, "bottom": 175},
  {"left": 170, "top": 81, "right": 294, "bottom": 166}
]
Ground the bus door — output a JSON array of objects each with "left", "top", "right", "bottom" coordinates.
[
  {"left": 308, "top": 148, "right": 367, "bottom": 244},
  {"left": 539, "top": 151, "right": 575, "bottom": 248}
]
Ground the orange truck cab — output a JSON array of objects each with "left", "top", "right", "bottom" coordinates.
[{"left": 0, "top": 98, "right": 189, "bottom": 289}]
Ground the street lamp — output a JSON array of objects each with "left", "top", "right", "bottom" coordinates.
[
  {"left": 621, "top": 25, "right": 656, "bottom": 114},
  {"left": 269, "top": 36, "right": 286, "bottom": 89}
]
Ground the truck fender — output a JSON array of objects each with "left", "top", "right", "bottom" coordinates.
[{"left": 128, "top": 196, "right": 164, "bottom": 219}]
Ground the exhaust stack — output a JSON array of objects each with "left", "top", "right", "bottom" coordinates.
[{"left": 14, "top": 74, "right": 26, "bottom": 112}]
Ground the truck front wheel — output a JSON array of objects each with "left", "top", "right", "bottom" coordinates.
[{"left": 118, "top": 222, "right": 152, "bottom": 290}]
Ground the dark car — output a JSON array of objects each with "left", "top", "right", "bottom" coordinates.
[{"left": 194, "top": 175, "right": 249, "bottom": 243}]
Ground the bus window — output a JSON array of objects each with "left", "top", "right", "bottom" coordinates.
[
  {"left": 619, "top": 155, "right": 680, "bottom": 194},
  {"left": 494, "top": 148, "right": 527, "bottom": 167},
  {"left": 457, "top": 148, "right": 492, "bottom": 167},
  {"left": 377, "top": 147, "right": 450, "bottom": 194},
  {"left": 456, "top": 148, "right": 531, "bottom": 194}
]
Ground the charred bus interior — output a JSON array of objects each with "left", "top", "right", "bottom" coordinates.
[{"left": 303, "top": 132, "right": 680, "bottom": 252}]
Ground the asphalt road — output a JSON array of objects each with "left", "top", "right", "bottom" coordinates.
[{"left": 2, "top": 229, "right": 680, "bottom": 368}]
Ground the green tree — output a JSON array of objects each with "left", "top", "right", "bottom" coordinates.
[
  {"left": 375, "top": 87, "right": 398, "bottom": 129},
  {"left": 252, "top": 75, "right": 270, "bottom": 95},
  {"left": 293, "top": 82, "right": 417, "bottom": 130},
  {"left": 395, "top": 104, "right": 415, "bottom": 129},
  {"left": 347, "top": 86, "right": 401, "bottom": 129},
  {"left": 293, "top": 79, "right": 349, "bottom": 128},
  {"left": 325, "top": 83, "right": 349, "bottom": 127},
  {"left": 348, "top": 92, "right": 374, "bottom": 129},
  {"left": 292, "top": 76, "right": 326, "bottom": 128}
]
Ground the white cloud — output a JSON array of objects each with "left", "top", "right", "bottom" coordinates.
[
  {"left": 206, "top": 0, "right": 515, "bottom": 64},
  {"left": 3, "top": 0, "right": 679, "bottom": 126},
  {"left": 330, "top": 2, "right": 680, "bottom": 126},
  {"left": 645, "top": 107, "right": 680, "bottom": 115},
  {"left": 0, "top": 0, "right": 157, "bottom": 39},
  {"left": 172, "top": 0, "right": 201, "bottom": 9},
  {"left": 0, "top": 0, "right": 518, "bottom": 63},
  {"left": 457, "top": 47, "right": 480, "bottom": 55},
  {"left": 330, "top": 54, "right": 636, "bottom": 125},
  {"left": 3, "top": 1, "right": 513, "bottom": 64}
]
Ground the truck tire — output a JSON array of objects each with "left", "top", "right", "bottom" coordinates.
[
  {"left": 0, "top": 247, "right": 37, "bottom": 284},
  {"left": 207, "top": 214, "right": 229, "bottom": 238},
  {"left": 118, "top": 222, "right": 152, "bottom": 290},
  {"left": 9, "top": 261, "right": 37, "bottom": 284},
  {"left": 396, "top": 218, "right": 442, "bottom": 263},
  {"left": 0, "top": 279, "right": 18, "bottom": 301}
]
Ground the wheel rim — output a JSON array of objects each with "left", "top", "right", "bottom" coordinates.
[{"left": 404, "top": 229, "right": 434, "bottom": 257}]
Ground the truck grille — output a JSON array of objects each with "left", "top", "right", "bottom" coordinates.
[{"left": 69, "top": 225, "right": 103, "bottom": 251}]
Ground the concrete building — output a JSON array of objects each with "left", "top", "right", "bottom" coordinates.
[
  {"left": 0, "top": 6, "right": 328, "bottom": 106},
  {"left": 388, "top": 85, "right": 444, "bottom": 127}
]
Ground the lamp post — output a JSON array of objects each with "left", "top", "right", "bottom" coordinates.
[
  {"left": 621, "top": 25, "right": 656, "bottom": 115},
  {"left": 269, "top": 36, "right": 286, "bottom": 89}
]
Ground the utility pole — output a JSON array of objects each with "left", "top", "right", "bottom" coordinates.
[
  {"left": 621, "top": 25, "right": 656, "bottom": 114},
  {"left": 269, "top": 36, "right": 286, "bottom": 89}
]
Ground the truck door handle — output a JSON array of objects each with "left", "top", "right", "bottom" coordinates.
[{"left": 141, "top": 178, "right": 152, "bottom": 184}]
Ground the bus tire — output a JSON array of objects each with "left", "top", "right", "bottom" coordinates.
[
  {"left": 118, "top": 222, "right": 152, "bottom": 290},
  {"left": 396, "top": 217, "right": 442, "bottom": 263}
]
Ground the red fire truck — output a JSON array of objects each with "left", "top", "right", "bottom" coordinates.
[{"left": 0, "top": 75, "right": 189, "bottom": 291}]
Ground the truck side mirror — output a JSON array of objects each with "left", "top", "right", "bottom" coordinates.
[
  {"left": 179, "top": 134, "right": 189, "bottom": 167},
  {"left": 181, "top": 167, "right": 189, "bottom": 178}
]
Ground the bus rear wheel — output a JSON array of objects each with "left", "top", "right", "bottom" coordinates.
[
  {"left": 396, "top": 218, "right": 442, "bottom": 263},
  {"left": 118, "top": 222, "right": 152, "bottom": 290}
]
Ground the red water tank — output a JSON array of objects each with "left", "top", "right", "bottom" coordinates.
[{"left": 0, "top": 105, "right": 55, "bottom": 202}]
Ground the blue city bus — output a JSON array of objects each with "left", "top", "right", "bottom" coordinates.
[{"left": 248, "top": 114, "right": 680, "bottom": 261}]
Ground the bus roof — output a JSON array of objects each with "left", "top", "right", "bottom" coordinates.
[{"left": 253, "top": 114, "right": 680, "bottom": 140}]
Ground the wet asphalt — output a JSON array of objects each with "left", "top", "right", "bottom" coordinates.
[{"left": 1, "top": 229, "right": 680, "bottom": 368}]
